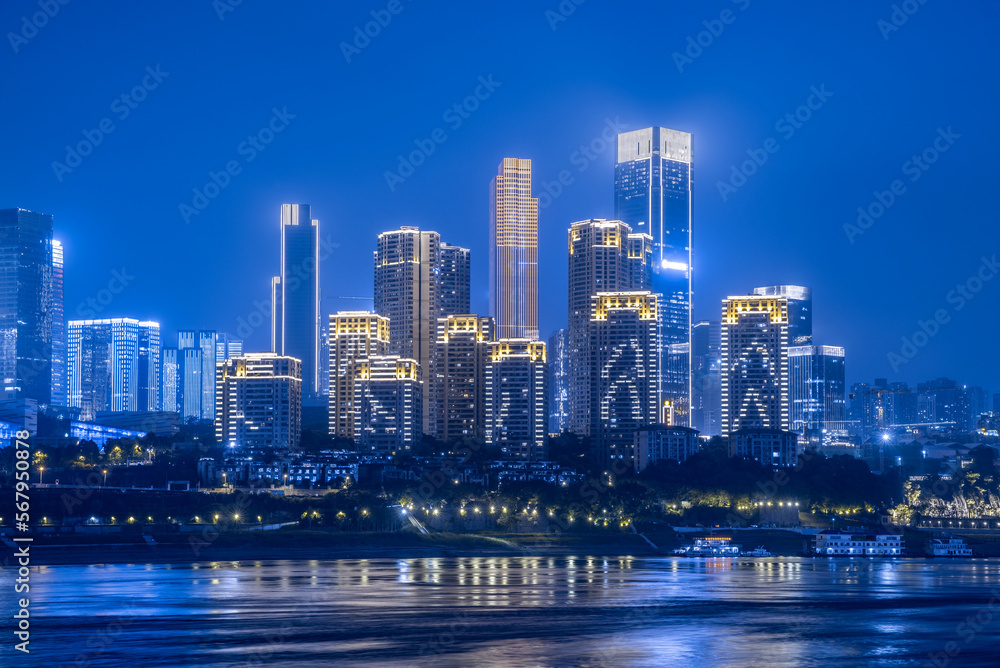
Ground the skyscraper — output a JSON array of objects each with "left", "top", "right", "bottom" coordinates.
[
  {"left": 179, "top": 347, "right": 203, "bottom": 421},
  {"left": 589, "top": 292, "right": 660, "bottom": 467},
  {"left": 484, "top": 339, "right": 548, "bottom": 460},
  {"left": 615, "top": 128, "right": 693, "bottom": 426},
  {"left": 198, "top": 331, "right": 217, "bottom": 421},
  {"left": 354, "top": 355, "right": 422, "bottom": 455},
  {"left": 215, "top": 333, "right": 243, "bottom": 364},
  {"left": 753, "top": 285, "right": 812, "bottom": 345},
  {"left": 433, "top": 315, "right": 494, "bottom": 442},
  {"left": 162, "top": 348, "right": 179, "bottom": 413},
  {"left": 215, "top": 353, "right": 302, "bottom": 450},
  {"left": 50, "top": 239, "right": 66, "bottom": 406},
  {"left": 0, "top": 208, "right": 54, "bottom": 404},
  {"left": 439, "top": 243, "right": 471, "bottom": 317},
  {"left": 490, "top": 158, "right": 539, "bottom": 340},
  {"left": 67, "top": 318, "right": 161, "bottom": 421},
  {"left": 547, "top": 328, "right": 569, "bottom": 434},
  {"left": 567, "top": 219, "right": 652, "bottom": 435},
  {"left": 788, "top": 345, "right": 846, "bottom": 447},
  {"left": 272, "top": 204, "right": 321, "bottom": 403},
  {"left": 329, "top": 311, "right": 390, "bottom": 439},
  {"left": 174, "top": 330, "right": 217, "bottom": 421},
  {"left": 691, "top": 320, "right": 722, "bottom": 436},
  {"left": 720, "top": 296, "right": 789, "bottom": 435}
]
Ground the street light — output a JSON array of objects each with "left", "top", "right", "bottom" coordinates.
[
  {"left": 103, "top": 469, "right": 108, "bottom": 486},
  {"left": 39, "top": 466, "right": 44, "bottom": 485}
]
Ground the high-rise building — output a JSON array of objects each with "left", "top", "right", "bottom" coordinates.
[
  {"left": 162, "top": 348, "right": 179, "bottom": 413},
  {"left": 271, "top": 204, "right": 321, "bottom": 403},
  {"left": 484, "top": 339, "right": 548, "bottom": 460},
  {"left": 567, "top": 219, "right": 652, "bottom": 435},
  {"left": 589, "top": 292, "right": 660, "bottom": 467},
  {"left": 215, "top": 334, "right": 243, "bottom": 364},
  {"left": 753, "top": 285, "right": 812, "bottom": 345},
  {"left": 354, "top": 355, "right": 422, "bottom": 455},
  {"left": 198, "top": 331, "right": 217, "bottom": 421},
  {"left": 490, "top": 158, "right": 539, "bottom": 340},
  {"left": 691, "top": 320, "right": 722, "bottom": 436},
  {"left": 547, "top": 328, "right": 569, "bottom": 434},
  {"left": 917, "top": 378, "right": 963, "bottom": 427},
  {"left": 174, "top": 330, "right": 217, "bottom": 421},
  {"left": 215, "top": 353, "right": 302, "bottom": 450},
  {"left": 50, "top": 239, "right": 66, "bottom": 406},
  {"left": 615, "top": 128, "right": 693, "bottom": 426},
  {"left": 329, "top": 311, "right": 390, "bottom": 439},
  {"left": 67, "top": 318, "right": 161, "bottom": 421},
  {"left": 0, "top": 208, "right": 55, "bottom": 404},
  {"left": 962, "top": 386, "right": 989, "bottom": 432},
  {"left": 439, "top": 243, "right": 471, "bottom": 318},
  {"left": 433, "top": 315, "right": 494, "bottom": 442},
  {"left": 788, "top": 345, "right": 846, "bottom": 448},
  {"left": 179, "top": 347, "right": 203, "bottom": 421},
  {"left": 720, "top": 295, "right": 789, "bottom": 435},
  {"left": 374, "top": 226, "right": 441, "bottom": 434}
]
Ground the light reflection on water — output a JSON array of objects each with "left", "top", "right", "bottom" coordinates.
[{"left": 5, "top": 557, "right": 1000, "bottom": 667}]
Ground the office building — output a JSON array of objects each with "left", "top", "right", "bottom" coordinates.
[
  {"left": 753, "top": 285, "right": 812, "bottom": 345},
  {"left": 634, "top": 425, "right": 701, "bottom": 472},
  {"left": 216, "top": 333, "right": 243, "bottom": 363},
  {"left": 567, "top": 219, "right": 652, "bottom": 435},
  {"left": 589, "top": 292, "right": 660, "bottom": 467},
  {"left": 329, "top": 311, "right": 390, "bottom": 439},
  {"left": 720, "top": 295, "right": 789, "bottom": 435},
  {"left": 788, "top": 345, "right": 847, "bottom": 448},
  {"left": 67, "top": 318, "right": 161, "bottom": 421},
  {"left": 173, "top": 330, "right": 218, "bottom": 422},
  {"left": 484, "top": 339, "right": 548, "bottom": 460},
  {"left": 50, "top": 239, "right": 66, "bottom": 406},
  {"left": 439, "top": 243, "right": 471, "bottom": 317},
  {"left": 215, "top": 353, "right": 302, "bottom": 450},
  {"left": 615, "top": 128, "right": 693, "bottom": 426},
  {"left": 730, "top": 428, "right": 799, "bottom": 468},
  {"left": 0, "top": 208, "right": 55, "bottom": 404},
  {"left": 691, "top": 320, "right": 722, "bottom": 436},
  {"left": 353, "top": 355, "right": 422, "bottom": 455},
  {"left": 490, "top": 157, "right": 539, "bottom": 340},
  {"left": 271, "top": 204, "right": 321, "bottom": 403},
  {"left": 162, "top": 348, "right": 179, "bottom": 413},
  {"left": 547, "top": 328, "right": 569, "bottom": 433},
  {"left": 433, "top": 315, "right": 494, "bottom": 442},
  {"left": 179, "top": 347, "right": 203, "bottom": 421},
  {"left": 916, "top": 378, "right": 964, "bottom": 427}
]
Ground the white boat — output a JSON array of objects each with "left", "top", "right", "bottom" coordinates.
[
  {"left": 676, "top": 536, "right": 742, "bottom": 556},
  {"left": 928, "top": 536, "right": 972, "bottom": 557},
  {"left": 742, "top": 546, "right": 772, "bottom": 557}
]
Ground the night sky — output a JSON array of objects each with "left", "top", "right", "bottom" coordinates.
[{"left": 2, "top": 1, "right": 997, "bottom": 391}]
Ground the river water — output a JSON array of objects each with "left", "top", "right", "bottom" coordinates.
[{"left": 4, "top": 556, "right": 999, "bottom": 667}]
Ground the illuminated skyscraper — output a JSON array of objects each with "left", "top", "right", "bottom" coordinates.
[
  {"left": 615, "top": 128, "right": 693, "bottom": 426},
  {"left": 67, "top": 318, "right": 161, "bottom": 421},
  {"left": 433, "top": 315, "right": 494, "bottom": 442},
  {"left": 753, "top": 285, "right": 812, "bottom": 345},
  {"left": 720, "top": 296, "right": 789, "bottom": 435},
  {"left": 788, "top": 344, "right": 847, "bottom": 447},
  {"left": 0, "top": 208, "right": 54, "bottom": 404},
  {"left": 589, "top": 292, "right": 660, "bottom": 467},
  {"left": 179, "top": 347, "right": 203, "bottom": 421},
  {"left": 271, "top": 204, "right": 321, "bottom": 403},
  {"left": 215, "top": 353, "right": 302, "bottom": 451},
  {"left": 490, "top": 158, "right": 539, "bottom": 340},
  {"left": 215, "top": 333, "right": 243, "bottom": 364},
  {"left": 50, "top": 239, "right": 66, "bottom": 406},
  {"left": 175, "top": 330, "right": 217, "bottom": 421},
  {"left": 484, "top": 339, "right": 548, "bottom": 460},
  {"left": 329, "top": 311, "right": 390, "bottom": 439},
  {"left": 439, "top": 243, "right": 471, "bottom": 317},
  {"left": 547, "top": 328, "right": 569, "bottom": 433},
  {"left": 691, "top": 320, "right": 722, "bottom": 436},
  {"left": 198, "top": 331, "right": 217, "bottom": 420},
  {"left": 567, "top": 219, "right": 652, "bottom": 435},
  {"left": 354, "top": 355, "right": 422, "bottom": 455},
  {"left": 162, "top": 348, "right": 179, "bottom": 413}
]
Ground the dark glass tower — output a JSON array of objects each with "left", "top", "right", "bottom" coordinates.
[
  {"left": 615, "top": 128, "right": 692, "bottom": 426},
  {"left": 753, "top": 285, "right": 812, "bottom": 345},
  {"left": 0, "top": 208, "right": 54, "bottom": 404}
]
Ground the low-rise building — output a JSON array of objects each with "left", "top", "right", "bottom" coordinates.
[
  {"left": 731, "top": 428, "right": 799, "bottom": 468},
  {"left": 634, "top": 425, "right": 700, "bottom": 472}
]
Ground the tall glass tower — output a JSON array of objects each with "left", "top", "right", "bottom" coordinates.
[
  {"left": 490, "top": 158, "right": 539, "bottom": 340},
  {"left": 51, "top": 239, "right": 66, "bottom": 406},
  {"left": 614, "top": 128, "right": 692, "bottom": 426}
]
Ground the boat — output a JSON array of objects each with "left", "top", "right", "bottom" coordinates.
[
  {"left": 675, "top": 536, "right": 742, "bottom": 556},
  {"left": 741, "top": 546, "right": 772, "bottom": 557},
  {"left": 928, "top": 536, "right": 972, "bottom": 557}
]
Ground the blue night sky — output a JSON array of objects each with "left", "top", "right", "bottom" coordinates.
[{"left": 2, "top": 0, "right": 998, "bottom": 391}]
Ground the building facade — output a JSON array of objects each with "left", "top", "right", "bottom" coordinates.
[
  {"left": 691, "top": 319, "right": 721, "bottom": 436},
  {"left": 753, "top": 285, "right": 812, "bottom": 345},
  {"left": 484, "top": 339, "right": 548, "bottom": 460},
  {"left": 353, "top": 355, "right": 422, "bottom": 455},
  {"left": 567, "top": 219, "right": 652, "bottom": 436},
  {"left": 614, "top": 128, "right": 693, "bottom": 426},
  {"left": 788, "top": 344, "right": 847, "bottom": 448},
  {"left": 271, "top": 204, "right": 321, "bottom": 403},
  {"left": 215, "top": 353, "right": 302, "bottom": 450},
  {"left": 329, "top": 311, "right": 390, "bottom": 439},
  {"left": 634, "top": 425, "right": 701, "bottom": 472},
  {"left": 490, "top": 158, "right": 539, "bottom": 340},
  {"left": 589, "top": 292, "right": 660, "bottom": 467},
  {"left": 50, "top": 239, "right": 66, "bottom": 406},
  {"left": 433, "top": 315, "right": 494, "bottom": 442},
  {"left": 547, "top": 328, "right": 569, "bottom": 434},
  {"left": 721, "top": 295, "right": 789, "bottom": 435},
  {"left": 439, "top": 243, "right": 471, "bottom": 318},
  {"left": 730, "top": 428, "right": 799, "bottom": 468}
]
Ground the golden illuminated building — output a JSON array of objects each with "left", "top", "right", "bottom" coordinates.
[
  {"left": 433, "top": 315, "right": 494, "bottom": 441},
  {"left": 484, "top": 339, "right": 548, "bottom": 460},
  {"left": 328, "top": 311, "right": 390, "bottom": 439},
  {"left": 353, "top": 355, "right": 422, "bottom": 454},
  {"left": 490, "top": 158, "right": 539, "bottom": 340},
  {"left": 214, "top": 353, "right": 302, "bottom": 450}
]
